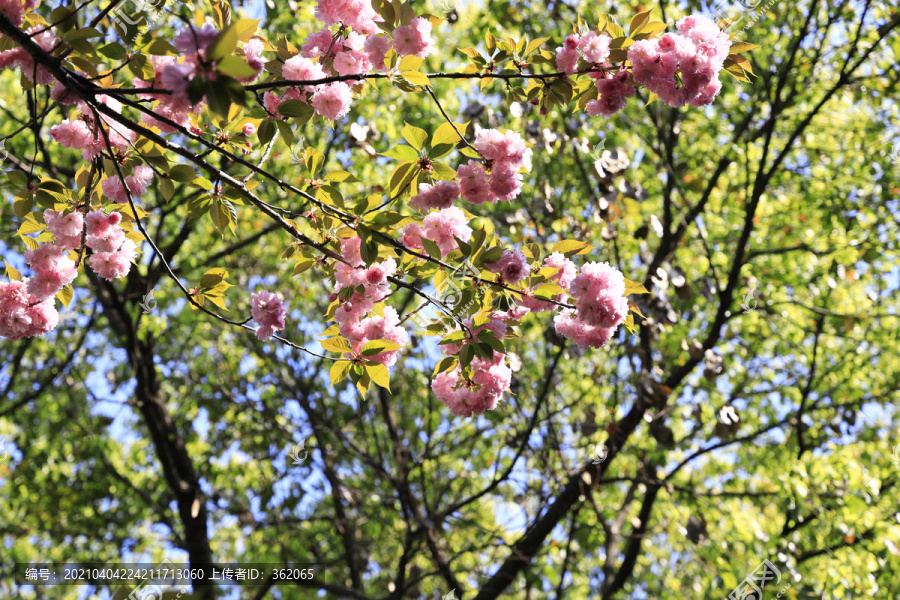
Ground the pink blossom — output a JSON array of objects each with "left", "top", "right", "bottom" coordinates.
[
  {"left": 314, "top": 0, "right": 382, "bottom": 34},
  {"left": 263, "top": 91, "right": 282, "bottom": 118},
  {"left": 0, "top": 28, "right": 55, "bottom": 84},
  {"left": 356, "top": 306, "right": 408, "bottom": 366},
  {"left": 457, "top": 160, "right": 492, "bottom": 205},
  {"left": 626, "top": 17, "right": 729, "bottom": 108},
  {"left": 690, "top": 80, "right": 722, "bottom": 107},
  {"left": 474, "top": 129, "right": 527, "bottom": 170},
  {"left": 44, "top": 209, "right": 83, "bottom": 239},
  {"left": 161, "top": 61, "right": 196, "bottom": 100},
  {"left": 364, "top": 35, "right": 391, "bottom": 71},
  {"left": 554, "top": 310, "right": 615, "bottom": 350},
  {"left": 432, "top": 352, "right": 511, "bottom": 417},
  {"left": 0, "top": 280, "right": 59, "bottom": 340},
  {"left": 587, "top": 70, "right": 636, "bottom": 118},
  {"left": 89, "top": 238, "right": 136, "bottom": 281},
  {"left": 172, "top": 23, "right": 219, "bottom": 54},
  {"left": 488, "top": 163, "right": 523, "bottom": 202},
  {"left": 402, "top": 223, "right": 424, "bottom": 249},
  {"left": 25, "top": 243, "right": 78, "bottom": 300},
  {"left": 103, "top": 165, "right": 153, "bottom": 203},
  {"left": 393, "top": 17, "right": 434, "bottom": 58},
  {"left": 555, "top": 46, "right": 579, "bottom": 75},
  {"left": 50, "top": 119, "right": 94, "bottom": 150},
  {"left": 242, "top": 38, "right": 266, "bottom": 81},
  {"left": 421, "top": 207, "right": 472, "bottom": 256},
  {"left": 0, "top": 0, "right": 30, "bottom": 26},
  {"left": 569, "top": 261, "right": 629, "bottom": 329},
  {"left": 301, "top": 29, "right": 337, "bottom": 59},
  {"left": 250, "top": 290, "right": 287, "bottom": 341},
  {"left": 311, "top": 83, "right": 352, "bottom": 120},
  {"left": 579, "top": 31, "right": 612, "bottom": 64},
  {"left": 487, "top": 249, "right": 529, "bottom": 284},
  {"left": 282, "top": 55, "right": 327, "bottom": 86},
  {"left": 333, "top": 49, "right": 371, "bottom": 76},
  {"left": 409, "top": 180, "right": 459, "bottom": 212}
]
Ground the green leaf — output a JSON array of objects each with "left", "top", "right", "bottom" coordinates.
[
  {"left": 277, "top": 100, "right": 315, "bottom": 122},
  {"left": 141, "top": 38, "right": 178, "bottom": 55},
  {"left": 199, "top": 268, "right": 228, "bottom": 290},
  {"left": 13, "top": 196, "right": 34, "bottom": 220},
  {"left": 398, "top": 55, "right": 424, "bottom": 71},
  {"left": 421, "top": 237, "right": 443, "bottom": 259},
  {"left": 381, "top": 146, "right": 420, "bottom": 161},
  {"left": 389, "top": 161, "right": 417, "bottom": 197},
  {"left": 17, "top": 213, "right": 46, "bottom": 235},
  {"left": 168, "top": 164, "right": 197, "bottom": 183},
  {"left": 217, "top": 55, "right": 259, "bottom": 79},
  {"left": 231, "top": 18, "right": 261, "bottom": 42},
  {"left": 431, "top": 120, "right": 469, "bottom": 148},
  {"left": 305, "top": 149, "right": 325, "bottom": 177},
  {"left": 523, "top": 37, "right": 549, "bottom": 57},
  {"left": 432, "top": 162, "right": 457, "bottom": 181},
  {"left": 207, "top": 23, "right": 240, "bottom": 63},
  {"left": 361, "top": 340, "right": 402, "bottom": 356},
  {"left": 401, "top": 122, "right": 428, "bottom": 151},
  {"left": 210, "top": 198, "right": 237, "bottom": 235},
  {"left": 324, "top": 171, "right": 359, "bottom": 183}
]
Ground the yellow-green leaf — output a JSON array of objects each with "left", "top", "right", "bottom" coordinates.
[
  {"left": 321, "top": 337, "right": 352, "bottom": 353},
  {"left": 624, "top": 278, "right": 650, "bottom": 295},
  {"left": 330, "top": 360, "right": 352, "bottom": 388},
  {"left": 401, "top": 71, "right": 430, "bottom": 86},
  {"left": 367, "top": 363, "right": 391, "bottom": 391},
  {"left": 56, "top": 284, "right": 74, "bottom": 308}
]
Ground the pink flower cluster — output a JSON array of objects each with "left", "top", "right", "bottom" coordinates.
[
  {"left": 586, "top": 69, "right": 637, "bottom": 118},
  {"left": 50, "top": 95, "right": 136, "bottom": 161},
  {"left": 265, "top": 3, "right": 434, "bottom": 123},
  {"left": 553, "top": 261, "right": 628, "bottom": 350},
  {"left": 85, "top": 210, "right": 138, "bottom": 280},
  {"left": 457, "top": 129, "right": 528, "bottom": 205},
  {"left": 0, "top": 280, "right": 59, "bottom": 341},
  {"left": 250, "top": 290, "right": 287, "bottom": 341},
  {"left": 409, "top": 181, "right": 459, "bottom": 212},
  {"left": 102, "top": 165, "right": 153, "bottom": 204},
  {"left": 628, "top": 15, "right": 731, "bottom": 108},
  {"left": 518, "top": 252, "right": 577, "bottom": 313},
  {"left": 331, "top": 236, "right": 408, "bottom": 365},
  {"left": 486, "top": 249, "right": 529, "bottom": 285},
  {"left": 415, "top": 207, "right": 472, "bottom": 256},
  {"left": 314, "top": 0, "right": 382, "bottom": 34},
  {"left": 45, "top": 209, "right": 84, "bottom": 250},
  {"left": 134, "top": 25, "right": 265, "bottom": 132},
  {"left": 432, "top": 313, "right": 514, "bottom": 417},
  {"left": 0, "top": 26, "right": 55, "bottom": 85},
  {"left": 433, "top": 352, "right": 512, "bottom": 417},
  {"left": 556, "top": 31, "right": 612, "bottom": 75},
  {"left": 24, "top": 243, "right": 77, "bottom": 301},
  {"left": 0, "top": 0, "right": 37, "bottom": 27},
  {"left": 392, "top": 17, "right": 434, "bottom": 58}
]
